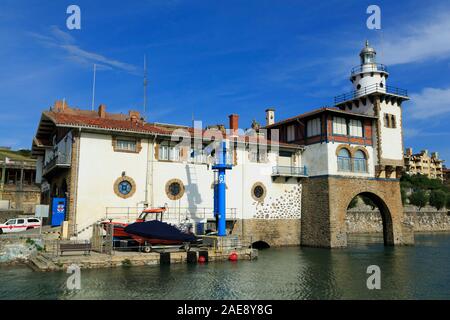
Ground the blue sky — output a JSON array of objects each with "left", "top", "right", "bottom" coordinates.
[{"left": 1, "top": 0, "right": 450, "bottom": 162}]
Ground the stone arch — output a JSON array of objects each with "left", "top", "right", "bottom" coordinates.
[
  {"left": 301, "top": 176, "right": 414, "bottom": 248},
  {"left": 251, "top": 240, "right": 270, "bottom": 249},
  {"left": 346, "top": 191, "right": 394, "bottom": 245}
]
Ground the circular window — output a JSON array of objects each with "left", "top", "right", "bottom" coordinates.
[
  {"left": 357, "top": 84, "right": 361, "bottom": 90},
  {"left": 380, "top": 82, "right": 384, "bottom": 88},
  {"left": 165, "top": 179, "right": 185, "bottom": 200},
  {"left": 118, "top": 180, "right": 132, "bottom": 195},
  {"left": 251, "top": 182, "right": 266, "bottom": 202},
  {"left": 114, "top": 176, "right": 136, "bottom": 199}
]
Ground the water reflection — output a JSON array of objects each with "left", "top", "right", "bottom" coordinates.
[{"left": 0, "top": 233, "right": 449, "bottom": 300}]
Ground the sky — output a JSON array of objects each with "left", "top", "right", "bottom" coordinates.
[{"left": 0, "top": 0, "right": 450, "bottom": 162}]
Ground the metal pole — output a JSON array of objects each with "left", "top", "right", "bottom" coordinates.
[
  {"left": 91, "top": 64, "right": 96, "bottom": 111},
  {"left": 0, "top": 160, "right": 5, "bottom": 200}
]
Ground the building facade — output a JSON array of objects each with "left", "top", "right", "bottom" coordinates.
[
  {"left": 32, "top": 41, "right": 414, "bottom": 247},
  {"left": 0, "top": 148, "right": 41, "bottom": 215},
  {"left": 404, "top": 148, "right": 445, "bottom": 181}
]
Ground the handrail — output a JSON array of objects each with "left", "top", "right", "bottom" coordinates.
[
  {"left": 351, "top": 63, "right": 388, "bottom": 75},
  {"left": 272, "top": 166, "right": 308, "bottom": 177},
  {"left": 334, "top": 83, "right": 408, "bottom": 105}
]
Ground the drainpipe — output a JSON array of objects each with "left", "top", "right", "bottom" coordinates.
[{"left": 144, "top": 134, "right": 157, "bottom": 207}]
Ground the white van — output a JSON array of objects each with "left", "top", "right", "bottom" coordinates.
[{"left": 0, "top": 218, "right": 42, "bottom": 234}]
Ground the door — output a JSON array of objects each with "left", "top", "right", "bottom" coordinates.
[
  {"left": 16, "top": 219, "right": 26, "bottom": 232},
  {"left": 51, "top": 197, "right": 66, "bottom": 226},
  {"left": 5, "top": 219, "right": 16, "bottom": 233}
]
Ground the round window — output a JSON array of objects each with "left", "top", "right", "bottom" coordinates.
[
  {"left": 114, "top": 176, "right": 136, "bottom": 199},
  {"left": 357, "top": 84, "right": 361, "bottom": 90},
  {"left": 251, "top": 182, "right": 266, "bottom": 202},
  {"left": 380, "top": 82, "right": 384, "bottom": 88},
  {"left": 165, "top": 179, "right": 185, "bottom": 200},
  {"left": 118, "top": 180, "right": 132, "bottom": 195},
  {"left": 169, "top": 182, "right": 181, "bottom": 197}
]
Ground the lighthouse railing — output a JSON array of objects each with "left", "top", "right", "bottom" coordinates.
[{"left": 334, "top": 83, "right": 408, "bottom": 105}]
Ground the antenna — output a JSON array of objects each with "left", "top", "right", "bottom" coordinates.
[
  {"left": 91, "top": 64, "right": 97, "bottom": 111},
  {"left": 143, "top": 55, "right": 148, "bottom": 118}
]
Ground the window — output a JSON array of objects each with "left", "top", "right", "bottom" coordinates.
[
  {"left": 159, "top": 141, "right": 180, "bottom": 161},
  {"left": 337, "top": 148, "right": 351, "bottom": 172},
  {"left": 17, "top": 219, "right": 25, "bottom": 224},
  {"left": 353, "top": 150, "right": 367, "bottom": 173},
  {"left": 6, "top": 219, "right": 16, "bottom": 225},
  {"left": 287, "top": 125, "right": 296, "bottom": 142},
  {"left": 165, "top": 179, "right": 185, "bottom": 200},
  {"left": 115, "top": 138, "right": 137, "bottom": 152},
  {"left": 307, "top": 118, "right": 321, "bottom": 137},
  {"left": 249, "top": 149, "right": 268, "bottom": 163},
  {"left": 251, "top": 182, "right": 267, "bottom": 202},
  {"left": 118, "top": 180, "right": 132, "bottom": 196},
  {"left": 349, "top": 119, "right": 363, "bottom": 137},
  {"left": 384, "top": 113, "right": 397, "bottom": 128},
  {"left": 333, "top": 117, "right": 347, "bottom": 135}
]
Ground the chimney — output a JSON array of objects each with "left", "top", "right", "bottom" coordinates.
[
  {"left": 53, "top": 100, "right": 67, "bottom": 112},
  {"left": 229, "top": 114, "right": 239, "bottom": 136},
  {"left": 406, "top": 148, "right": 413, "bottom": 156},
  {"left": 128, "top": 110, "right": 141, "bottom": 123},
  {"left": 265, "top": 108, "right": 275, "bottom": 126},
  {"left": 98, "top": 104, "right": 106, "bottom": 118}
]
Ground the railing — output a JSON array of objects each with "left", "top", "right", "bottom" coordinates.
[
  {"left": 104, "top": 206, "right": 238, "bottom": 223},
  {"left": 272, "top": 166, "right": 308, "bottom": 177},
  {"left": 351, "top": 63, "right": 388, "bottom": 75},
  {"left": 334, "top": 83, "right": 408, "bottom": 105},
  {"left": 43, "top": 152, "right": 71, "bottom": 175}
]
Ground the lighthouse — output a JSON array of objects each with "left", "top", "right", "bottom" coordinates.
[{"left": 351, "top": 40, "right": 388, "bottom": 95}]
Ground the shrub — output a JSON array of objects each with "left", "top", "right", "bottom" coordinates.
[
  {"left": 401, "top": 188, "right": 408, "bottom": 205},
  {"left": 429, "top": 190, "right": 447, "bottom": 210},
  {"left": 348, "top": 197, "right": 358, "bottom": 209},
  {"left": 409, "top": 189, "right": 429, "bottom": 211},
  {"left": 362, "top": 196, "right": 377, "bottom": 210}
]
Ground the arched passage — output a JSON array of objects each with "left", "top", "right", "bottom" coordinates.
[
  {"left": 301, "top": 176, "right": 414, "bottom": 248},
  {"left": 346, "top": 192, "right": 394, "bottom": 246},
  {"left": 252, "top": 241, "right": 271, "bottom": 249}
]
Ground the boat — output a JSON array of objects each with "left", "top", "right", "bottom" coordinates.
[
  {"left": 101, "top": 207, "right": 167, "bottom": 239},
  {"left": 124, "top": 220, "right": 197, "bottom": 252}
]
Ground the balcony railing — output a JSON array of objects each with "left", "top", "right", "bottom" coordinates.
[
  {"left": 351, "top": 63, "right": 388, "bottom": 75},
  {"left": 43, "top": 152, "right": 71, "bottom": 175},
  {"left": 334, "top": 83, "right": 408, "bottom": 105},
  {"left": 272, "top": 166, "right": 308, "bottom": 177}
]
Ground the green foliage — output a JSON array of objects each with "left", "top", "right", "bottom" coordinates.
[
  {"left": 122, "top": 259, "right": 132, "bottom": 267},
  {"left": 401, "top": 188, "right": 407, "bottom": 205},
  {"left": 361, "top": 196, "right": 376, "bottom": 210},
  {"left": 348, "top": 197, "right": 358, "bottom": 209},
  {"left": 409, "top": 189, "right": 429, "bottom": 211},
  {"left": 429, "top": 190, "right": 447, "bottom": 210}
]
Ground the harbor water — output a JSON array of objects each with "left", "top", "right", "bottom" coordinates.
[{"left": 1, "top": 233, "right": 449, "bottom": 300}]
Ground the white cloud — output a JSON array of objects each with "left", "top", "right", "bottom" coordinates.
[
  {"left": 381, "top": 13, "right": 450, "bottom": 66},
  {"left": 409, "top": 87, "right": 450, "bottom": 119},
  {"left": 29, "top": 26, "right": 137, "bottom": 74}
]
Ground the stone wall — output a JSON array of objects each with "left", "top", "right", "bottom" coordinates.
[
  {"left": 233, "top": 219, "right": 301, "bottom": 247},
  {"left": 1, "top": 185, "right": 41, "bottom": 214},
  {"left": 347, "top": 209, "right": 450, "bottom": 233}
]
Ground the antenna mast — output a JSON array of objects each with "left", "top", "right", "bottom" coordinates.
[
  {"left": 143, "top": 55, "right": 148, "bottom": 118},
  {"left": 91, "top": 64, "right": 97, "bottom": 111}
]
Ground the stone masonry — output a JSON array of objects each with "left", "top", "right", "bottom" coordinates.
[{"left": 301, "top": 176, "right": 414, "bottom": 248}]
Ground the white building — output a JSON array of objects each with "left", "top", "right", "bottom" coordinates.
[{"left": 32, "top": 42, "right": 410, "bottom": 247}]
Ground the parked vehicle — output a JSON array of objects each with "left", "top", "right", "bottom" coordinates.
[{"left": 0, "top": 217, "right": 42, "bottom": 234}]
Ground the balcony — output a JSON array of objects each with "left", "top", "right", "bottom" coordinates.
[
  {"left": 334, "top": 83, "right": 408, "bottom": 105},
  {"left": 43, "top": 152, "right": 71, "bottom": 176},
  {"left": 351, "top": 63, "right": 388, "bottom": 76},
  {"left": 272, "top": 166, "right": 308, "bottom": 179}
]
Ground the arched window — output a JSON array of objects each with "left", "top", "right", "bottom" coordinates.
[
  {"left": 337, "top": 148, "right": 351, "bottom": 172},
  {"left": 353, "top": 150, "right": 367, "bottom": 173}
]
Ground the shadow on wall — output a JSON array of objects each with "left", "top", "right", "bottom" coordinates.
[{"left": 185, "top": 164, "right": 203, "bottom": 219}]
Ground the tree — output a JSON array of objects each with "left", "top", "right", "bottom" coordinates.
[
  {"left": 348, "top": 196, "right": 358, "bottom": 210},
  {"left": 409, "top": 190, "right": 429, "bottom": 211},
  {"left": 362, "top": 196, "right": 377, "bottom": 210},
  {"left": 429, "top": 190, "right": 447, "bottom": 211},
  {"left": 401, "top": 188, "right": 408, "bottom": 205},
  {"left": 447, "top": 194, "right": 450, "bottom": 209}
]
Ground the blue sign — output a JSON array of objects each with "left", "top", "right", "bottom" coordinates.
[{"left": 51, "top": 197, "right": 66, "bottom": 227}]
